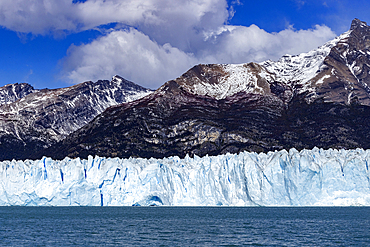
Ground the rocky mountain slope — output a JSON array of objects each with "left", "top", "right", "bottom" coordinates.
[
  {"left": 0, "top": 76, "right": 152, "bottom": 160},
  {"left": 0, "top": 83, "right": 38, "bottom": 105},
  {"left": 40, "top": 19, "right": 370, "bottom": 161}
]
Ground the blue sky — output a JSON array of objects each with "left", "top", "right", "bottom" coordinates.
[{"left": 0, "top": 0, "right": 368, "bottom": 90}]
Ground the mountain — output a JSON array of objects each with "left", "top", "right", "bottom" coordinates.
[
  {"left": 0, "top": 76, "right": 153, "bottom": 160},
  {"left": 0, "top": 83, "right": 38, "bottom": 105},
  {"left": 42, "top": 19, "right": 370, "bottom": 161}
]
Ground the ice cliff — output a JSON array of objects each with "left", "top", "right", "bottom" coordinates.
[{"left": 1, "top": 148, "right": 370, "bottom": 206}]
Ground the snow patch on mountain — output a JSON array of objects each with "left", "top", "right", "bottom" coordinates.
[
  {"left": 217, "top": 63, "right": 274, "bottom": 99},
  {"left": 111, "top": 75, "right": 152, "bottom": 102},
  {"left": 261, "top": 31, "right": 352, "bottom": 94},
  {"left": 178, "top": 63, "right": 274, "bottom": 100}
]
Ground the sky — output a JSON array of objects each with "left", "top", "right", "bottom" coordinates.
[{"left": 0, "top": 0, "right": 369, "bottom": 90}]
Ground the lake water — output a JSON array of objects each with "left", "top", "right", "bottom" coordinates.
[{"left": 1, "top": 207, "right": 369, "bottom": 246}]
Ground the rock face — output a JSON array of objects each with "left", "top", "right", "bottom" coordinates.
[
  {"left": 43, "top": 19, "right": 370, "bottom": 160},
  {"left": 0, "top": 76, "right": 153, "bottom": 160},
  {"left": 0, "top": 83, "right": 38, "bottom": 105}
]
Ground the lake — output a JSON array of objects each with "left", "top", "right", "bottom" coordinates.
[{"left": 1, "top": 207, "right": 369, "bottom": 246}]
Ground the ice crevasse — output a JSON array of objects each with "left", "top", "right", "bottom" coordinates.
[{"left": 1, "top": 147, "right": 370, "bottom": 206}]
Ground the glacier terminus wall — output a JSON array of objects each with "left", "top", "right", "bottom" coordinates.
[{"left": 1, "top": 148, "right": 370, "bottom": 206}]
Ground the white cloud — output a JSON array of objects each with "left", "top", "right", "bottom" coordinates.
[
  {"left": 62, "top": 29, "right": 198, "bottom": 88},
  {"left": 0, "top": 0, "right": 228, "bottom": 37},
  {"left": 200, "top": 24, "right": 337, "bottom": 64},
  {"left": 0, "top": 0, "right": 78, "bottom": 34}
]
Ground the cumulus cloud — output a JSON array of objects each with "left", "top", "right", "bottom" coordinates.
[
  {"left": 0, "top": 0, "right": 337, "bottom": 88},
  {"left": 0, "top": 0, "right": 78, "bottom": 34},
  {"left": 62, "top": 29, "right": 197, "bottom": 88},
  {"left": 0, "top": 0, "right": 228, "bottom": 38},
  {"left": 200, "top": 24, "right": 337, "bottom": 64}
]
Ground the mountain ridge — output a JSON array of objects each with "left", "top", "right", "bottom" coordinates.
[
  {"left": 39, "top": 19, "right": 370, "bottom": 161},
  {"left": 0, "top": 75, "right": 153, "bottom": 160},
  {"left": 1, "top": 19, "right": 370, "bottom": 161},
  {"left": 0, "top": 83, "right": 38, "bottom": 105}
]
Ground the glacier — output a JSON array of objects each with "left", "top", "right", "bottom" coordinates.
[{"left": 1, "top": 148, "right": 370, "bottom": 206}]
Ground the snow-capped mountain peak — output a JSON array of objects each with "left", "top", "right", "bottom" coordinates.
[
  {"left": 350, "top": 18, "right": 368, "bottom": 30},
  {"left": 168, "top": 19, "right": 370, "bottom": 106},
  {"left": 0, "top": 83, "right": 38, "bottom": 105},
  {"left": 0, "top": 76, "right": 153, "bottom": 160},
  {"left": 32, "top": 19, "right": 370, "bottom": 162},
  {"left": 261, "top": 30, "right": 352, "bottom": 95},
  {"left": 166, "top": 30, "right": 353, "bottom": 101}
]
